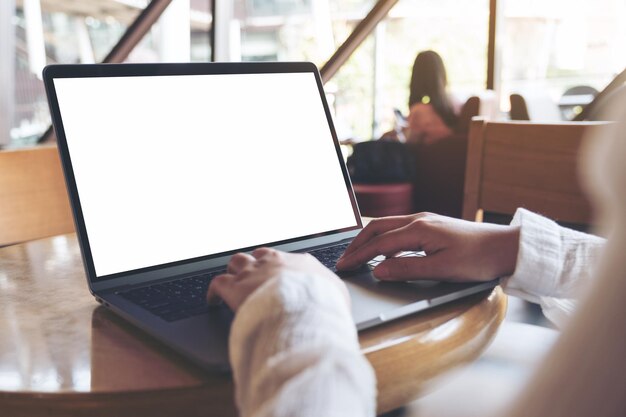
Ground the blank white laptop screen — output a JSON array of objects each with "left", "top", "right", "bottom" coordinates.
[{"left": 53, "top": 72, "right": 358, "bottom": 278}]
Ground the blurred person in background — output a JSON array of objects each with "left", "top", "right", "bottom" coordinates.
[{"left": 387, "top": 50, "right": 459, "bottom": 144}]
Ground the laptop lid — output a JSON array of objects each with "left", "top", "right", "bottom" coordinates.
[{"left": 43, "top": 62, "right": 363, "bottom": 293}]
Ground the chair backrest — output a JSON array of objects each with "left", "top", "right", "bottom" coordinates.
[
  {"left": 509, "top": 94, "right": 530, "bottom": 121},
  {"left": 0, "top": 146, "right": 74, "bottom": 246},
  {"left": 462, "top": 119, "right": 611, "bottom": 225},
  {"left": 510, "top": 92, "right": 563, "bottom": 122},
  {"left": 409, "top": 133, "right": 468, "bottom": 218},
  {"left": 456, "top": 96, "right": 480, "bottom": 134},
  {"left": 455, "top": 91, "right": 498, "bottom": 134}
]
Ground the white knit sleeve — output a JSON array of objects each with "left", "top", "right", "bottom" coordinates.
[
  {"left": 500, "top": 208, "right": 606, "bottom": 327},
  {"left": 228, "top": 272, "right": 377, "bottom": 417}
]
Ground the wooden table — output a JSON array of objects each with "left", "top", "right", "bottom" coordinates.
[{"left": 0, "top": 234, "right": 506, "bottom": 416}]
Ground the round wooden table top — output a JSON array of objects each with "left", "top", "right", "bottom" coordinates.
[{"left": 0, "top": 234, "right": 506, "bottom": 416}]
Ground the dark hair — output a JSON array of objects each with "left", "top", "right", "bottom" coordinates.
[{"left": 408, "top": 50, "right": 457, "bottom": 128}]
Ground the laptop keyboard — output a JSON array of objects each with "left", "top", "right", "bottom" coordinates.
[
  {"left": 117, "top": 243, "right": 424, "bottom": 322},
  {"left": 308, "top": 243, "right": 350, "bottom": 271},
  {"left": 118, "top": 270, "right": 224, "bottom": 322},
  {"left": 307, "top": 243, "right": 425, "bottom": 270}
]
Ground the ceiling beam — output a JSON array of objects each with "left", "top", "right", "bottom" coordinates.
[{"left": 320, "top": 0, "right": 400, "bottom": 84}]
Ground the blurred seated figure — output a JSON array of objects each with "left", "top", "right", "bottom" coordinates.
[
  {"left": 402, "top": 50, "right": 482, "bottom": 216},
  {"left": 404, "top": 50, "right": 458, "bottom": 144},
  {"left": 351, "top": 51, "right": 481, "bottom": 218},
  {"left": 387, "top": 52, "right": 498, "bottom": 139}
]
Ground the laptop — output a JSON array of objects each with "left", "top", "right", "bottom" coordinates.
[{"left": 43, "top": 62, "right": 497, "bottom": 371}]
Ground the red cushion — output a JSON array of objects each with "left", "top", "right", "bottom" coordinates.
[{"left": 353, "top": 183, "right": 414, "bottom": 217}]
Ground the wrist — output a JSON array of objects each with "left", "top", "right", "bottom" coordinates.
[{"left": 493, "top": 225, "right": 520, "bottom": 277}]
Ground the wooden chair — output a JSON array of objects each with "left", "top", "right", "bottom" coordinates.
[
  {"left": 455, "top": 95, "right": 481, "bottom": 134},
  {"left": 409, "top": 133, "right": 468, "bottom": 218},
  {"left": 509, "top": 94, "right": 530, "bottom": 121},
  {"left": 462, "top": 119, "right": 611, "bottom": 226},
  {"left": 0, "top": 146, "right": 74, "bottom": 246}
]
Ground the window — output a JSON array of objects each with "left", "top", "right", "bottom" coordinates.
[
  {"left": 5, "top": 0, "right": 212, "bottom": 147},
  {"left": 497, "top": 0, "right": 626, "bottom": 119},
  {"left": 371, "top": 0, "right": 489, "bottom": 137},
  {"left": 232, "top": 0, "right": 489, "bottom": 140},
  {"left": 229, "top": 0, "right": 377, "bottom": 139}
]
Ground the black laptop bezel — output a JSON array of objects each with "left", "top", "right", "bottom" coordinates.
[{"left": 43, "top": 62, "right": 363, "bottom": 287}]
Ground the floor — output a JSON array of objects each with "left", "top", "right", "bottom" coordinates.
[
  {"left": 504, "top": 296, "right": 554, "bottom": 329},
  {"left": 380, "top": 297, "right": 559, "bottom": 417}
]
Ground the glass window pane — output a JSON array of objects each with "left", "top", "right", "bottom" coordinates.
[
  {"left": 191, "top": 0, "right": 213, "bottom": 62},
  {"left": 12, "top": 2, "right": 144, "bottom": 147},
  {"left": 234, "top": 0, "right": 374, "bottom": 64},
  {"left": 235, "top": 0, "right": 489, "bottom": 140},
  {"left": 498, "top": 0, "right": 626, "bottom": 120},
  {"left": 232, "top": 0, "right": 376, "bottom": 140},
  {"left": 8, "top": 0, "right": 212, "bottom": 148},
  {"left": 328, "top": 32, "right": 375, "bottom": 140}
]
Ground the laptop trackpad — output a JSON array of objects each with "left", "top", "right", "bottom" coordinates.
[{"left": 343, "top": 271, "right": 494, "bottom": 328}]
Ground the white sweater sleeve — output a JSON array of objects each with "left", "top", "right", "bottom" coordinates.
[
  {"left": 500, "top": 208, "right": 606, "bottom": 327},
  {"left": 228, "top": 272, "right": 377, "bottom": 417}
]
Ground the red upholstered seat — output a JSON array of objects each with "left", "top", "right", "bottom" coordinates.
[{"left": 353, "top": 183, "right": 414, "bottom": 217}]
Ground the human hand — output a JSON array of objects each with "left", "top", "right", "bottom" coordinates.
[
  {"left": 336, "top": 213, "right": 520, "bottom": 282},
  {"left": 207, "top": 248, "right": 349, "bottom": 312}
]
